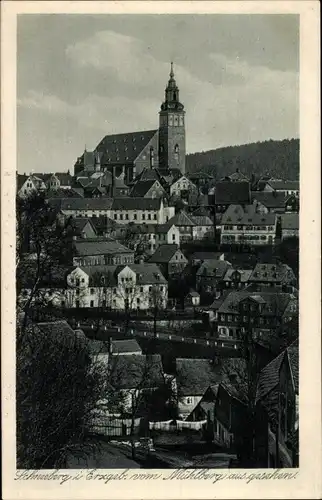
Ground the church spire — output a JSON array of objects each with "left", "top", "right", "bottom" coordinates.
[
  {"left": 161, "top": 62, "right": 184, "bottom": 111},
  {"left": 170, "top": 61, "right": 174, "bottom": 79}
]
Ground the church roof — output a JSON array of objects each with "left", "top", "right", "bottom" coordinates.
[{"left": 95, "top": 130, "right": 158, "bottom": 165}]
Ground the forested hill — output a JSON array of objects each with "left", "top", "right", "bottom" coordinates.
[{"left": 186, "top": 138, "right": 299, "bottom": 180}]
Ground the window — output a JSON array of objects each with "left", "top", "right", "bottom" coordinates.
[
  {"left": 154, "top": 214, "right": 157, "bottom": 220},
  {"left": 125, "top": 214, "right": 129, "bottom": 220},
  {"left": 76, "top": 289, "right": 80, "bottom": 296},
  {"left": 114, "top": 214, "right": 117, "bottom": 220},
  {"left": 142, "top": 214, "right": 145, "bottom": 220},
  {"left": 133, "top": 213, "right": 137, "bottom": 220},
  {"left": 90, "top": 300, "right": 94, "bottom": 307},
  {"left": 148, "top": 214, "right": 151, "bottom": 220},
  {"left": 76, "top": 300, "right": 80, "bottom": 308},
  {"left": 76, "top": 278, "right": 80, "bottom": 286},
  {"left": 90, "top": 288, "right": 95, "bottom": 294},
  {"left": 160, "top": 286, "right": 163, "bottom": 291},
  {"left": 61, "top": 301, "right": 65, "bottom": 307},
  {"left": 140, "top": 286, "right": 144, "bottom": 293},
  {"left": 137, "top": 298, "right": 140, "bottom": 305},
  {"left": 186, "top": 397, "right": 192, "bottom": 404},
  {"left": 120, "top": 214, "right": 123, "bottom": 221}
]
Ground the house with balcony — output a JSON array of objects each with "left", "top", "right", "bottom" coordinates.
[{"left": 220, "top": 204, "right": 277, "bottom": 246}]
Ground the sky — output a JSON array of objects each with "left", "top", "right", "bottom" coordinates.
[{"left": 17, "top": 14, "right": 299, "bottom": 174}]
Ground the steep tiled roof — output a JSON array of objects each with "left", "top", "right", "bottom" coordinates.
[
  {"left": 74, "top": 239, "right": 133, "bottom": 257},
  {"left": 109, "top": 354, "right": 163, "bottom": 390},
  {"left": 251, "top": 191, "right": 286, "bottom": 209},
  {"left": 176, "top": 358, "right": 222, "bottom": 396},
  {"left": 249, "top": 263, "right": 295, "bottom": 284},
  {"left": 35, "top": 321, "right": 86, "bottom": 348},
  {"left": 214, "top": 181, "right": 250, "bottom": 205},
  {"left": 192, "top": 206, "right": 212, "bottom": 216},
  {"left": 111, "top": 197, "right": 162, "bottom": 211},
  {"left": 135, "top": 168, "right": 162, "bottom": 182},
  {"left": 221, "top": 204, "right": 276, "bottom": 226},
  {"left": 46, "top": 188, "right": 84, "bottom": 199},
  {"left": 281, "top": 213, "right": 299, "bottom": 230},
  {"left": 223, "top": 268, "right": 253, "bottom": 283},
  {"left": 217, "top": 290, "right": 295, "bottom": 316},
  {"left": 130, "top": 180, "right": 162, "bottom": 198},
  {"left": 196, "top": 259, "right": 231, "bottom": 278},
  {"left": 54, "top": 172, "right": 73, "bottom": 186},
  {"left": 112, "top": 339, "right": 142, "bottom": 355},
  {"left": 287, "top": 342, "right": 299, "bottom": 393},
  {"left": 49, "top": 197, "right": 114, "bottom": 211},
  {"left": 190, "top": 215, "right": 213, "bottom": 226},
  {"left": 96, "top": 129, "right": 158, "bottom": 165},
  {"left": 267, "top": 180, "right": 299, "bottom": 191},
  {"left": 17, "top": 174, "right": 28, "bottom": 190},
  {"left": 149, "top": 244, "right": 186, "bottom": 264},
  {"left": 256, "top": 341, "right": 298, "bottom": 404},
  {"left": 167, "top": 211, "right": 195, "bottom": 227},
  {"left": 227, "top": 171, "right": 249, "bottom": 182},
  {"left": 69, "top": 217, "right": 96, "bottom": 234}
]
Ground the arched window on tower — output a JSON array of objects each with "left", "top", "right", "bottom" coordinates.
[
  {"left": 174, "top": 144, "right": 179, "bottom": 165},
  {"left": 173, "top": 92, "right": 177, "bottom": 101}
]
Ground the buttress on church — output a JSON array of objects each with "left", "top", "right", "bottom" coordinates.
[{"left": 74, "top": 63, "right": 186, "bottom": 186}]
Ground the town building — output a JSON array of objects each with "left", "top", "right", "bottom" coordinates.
[
  {"left": 215, "top": 290, "right": 298, "bottom": 340},
  {"left": 129, "top": 179, "right": 167, "bottom": 199},
  {"left": 280, "top": 213, "right": 299, "bottom": 240},
  {"left": 64, "top": 263, "right": 168, "bottom": 310},
  {"left": 148, "top": 244, "right": 188, "bottom": 278},
  {"left": 249, "top": 263, "right": 297, "bottom": 289},
  {"left": 169, "top": 175, "right": 197, "bottom": 197},
  {"left": 210, "top": 181, "right": 251, "bottom": 215},
  {"left": 175, "top": 358, "right": 222, "bottom": 420},
  {"left": 72, "top": 239, "right": 135, "bottom": 266},
  {"left": 251, "top": 191, "right": 288, "bottom": 214},
  {"left": 220, "top": 204, "right": 277, "bottom": 246},
  {"left": 196, "top": 259, "right": 232, "bottom": 295},
  {"left": 262, "top": 180, "right": 299, "bottom": 197}
]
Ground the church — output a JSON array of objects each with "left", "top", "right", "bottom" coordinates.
[{"left": 74, "top": 63, "right": 186, "bottom": 184}]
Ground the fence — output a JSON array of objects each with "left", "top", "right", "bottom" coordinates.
[
  {"left": 89, "top": 415, "right": 141, "bottom": 437},
  {"left": 149, "top": 419, "right": 207, "bottom": 432}
]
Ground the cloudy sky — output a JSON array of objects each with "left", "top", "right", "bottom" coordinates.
[{"left": 17, "top": 14, "right": 299, "bottom": 174}]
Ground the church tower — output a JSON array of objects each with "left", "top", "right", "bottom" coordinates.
[{"left": 158, "top": 63, "right": 186, "bottom": 174}]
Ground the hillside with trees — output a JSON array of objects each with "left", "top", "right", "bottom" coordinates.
[{"left": 186, "top": 138, "right": 299, "bottom": 180}]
